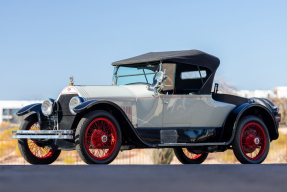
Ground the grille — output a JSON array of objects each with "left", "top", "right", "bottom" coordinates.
[
  {"left": 57, "top": 94, "right": 78, "bottom": 130},
  {"left": 57, "top": 94, "right": 78, "bottom": 115}
]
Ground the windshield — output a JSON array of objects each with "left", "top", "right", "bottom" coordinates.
[{"left": 113, "top": 64, "right": 159, "bottom": 85}]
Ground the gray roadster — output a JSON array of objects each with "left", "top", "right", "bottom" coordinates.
[{"left": 13, "top": 50, "right": 281, "bottom": 164}]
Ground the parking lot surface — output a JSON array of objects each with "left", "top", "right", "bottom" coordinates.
[{"left": 0, "top": 164, "right": 287, "bottom": 192}]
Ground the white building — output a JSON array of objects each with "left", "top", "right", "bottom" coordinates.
[
  {"left": 234, "top": 86, "right": 287, "bottom": 99},
  {"left": 234, "top": 90, "right": 276, "bottom": 99},
  {"left": 0, "top": 100, "right": 42, "bottom": 125},
  {"left": 276, "top": 87, "right": 287, "bottom": 98}
]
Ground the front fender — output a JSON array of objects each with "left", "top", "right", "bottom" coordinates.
[
  {"left": 16, "top": 103, "right": 46, "bottom": 128},
  {"left": 17, "top": 103, "right": 42, "bottom": 116},
  {"left": 74, "top": 100, "right": 157, "bottom": 148},
  {"left": 220, "top": 102, "right": 278, "bottom": 143},
  {"left": 73, "top": 100, "right": 101, "bottom": 113}
]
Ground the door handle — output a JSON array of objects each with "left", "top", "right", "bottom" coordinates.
[{"left": 164, "top": 101, "right": 169, "bottom": 104}]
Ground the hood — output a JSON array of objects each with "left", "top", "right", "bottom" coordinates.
[
  {"left": 59, "top": 85, "right": 154, "bottom": 100},
  {"left": 59, "top": 85, "right": 138, "bottom": 100}
]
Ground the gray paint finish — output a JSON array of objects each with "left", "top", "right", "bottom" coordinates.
[{"left": 59, "top": 85, "right": 235, "bottom": 128}]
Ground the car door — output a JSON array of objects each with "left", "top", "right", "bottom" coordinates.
[{"left": 162, "top": 94, "right": 235, "bottom": 128}]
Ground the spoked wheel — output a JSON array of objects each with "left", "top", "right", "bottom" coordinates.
[
  {"left": 174, "top": 148, "right": 208, "bottom": 164},
  {"left": 27, "top": 124, "right": 56, "bottom": 159},
  {"left": 85, "top": 118, "right": 118, "bottom": 160},
  {"left": 233, "top": 116, "right": 270, "bottom": 164},
  {"left": 18, "top": 114, "right": 61, "bottom": 164},
  {"left": 76, "top": 110, "right": 122, "bottom": 164}
]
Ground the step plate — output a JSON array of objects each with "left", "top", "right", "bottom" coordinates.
[{"left": 160, "top": 130, "right": 178, "bottom": 143}]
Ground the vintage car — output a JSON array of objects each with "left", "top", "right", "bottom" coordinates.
[{"left": 13, "top": 50, "right": 281, "bottom": 164}]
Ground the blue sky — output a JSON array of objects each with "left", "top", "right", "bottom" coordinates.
[{"left": 0, "top": 1, "right": 287, "bottom": 100}]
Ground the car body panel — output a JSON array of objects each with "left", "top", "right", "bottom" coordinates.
[
  {"left": 162, "top": 95, "right": 236, "bottom": 127},
  {"left": 60, "top": 85, "right": 235, "bottom": 129}
]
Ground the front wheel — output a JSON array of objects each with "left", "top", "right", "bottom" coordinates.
[
  {"left": 232, "top": 116, "right": 270, "bottom": 164},
  {"left": 174, "top": 148, "right": 208, "bottom": 164},
  {"left": 76, "top": 110, "right": 122, "bottom": 164},
  {"left": 18, "top": 114, "right": 61, "bottom": 164}
]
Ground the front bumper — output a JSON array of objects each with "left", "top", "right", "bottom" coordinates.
[{"left": 12, "top": 130, "right": 74, "bottom": 139}]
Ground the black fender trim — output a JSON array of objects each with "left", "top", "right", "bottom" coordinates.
[
  {"left": 220, "top": 103, "right": 278, "bottom": 143},
  {"left": 74, "top": 100, "right": 157, "bottom": 148},
  {"left": 17, "top": 103, "right": 42, "bottom": 116},
  {"left": 73, "top": 100, "right": 101, "bottom": 113},
  {"left": 16, "top": 103, "right": 46, "bottom": 128}
]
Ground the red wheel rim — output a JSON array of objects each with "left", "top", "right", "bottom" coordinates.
[
  {"left": 27, "top": 122, "right": 55, "bottom": 159},
  {"left": 183, "top": 148, "right": 203, "bottom": 160},
  {"left": 240, "top": 122, "right": 267, "bottom": 160},
  {"left": 85, "top": 118, "right": 117, "bottom": 160}
]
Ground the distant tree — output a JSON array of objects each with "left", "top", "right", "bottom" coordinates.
[{"left": 213, "top": 76, "right": 237, "bottom": 94}]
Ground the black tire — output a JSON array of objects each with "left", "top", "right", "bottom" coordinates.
[
  {"left": 18, "top": 114, "right": 61, "bottom": 165},
  {"left": 75, "top": 110, "right": 122, "bottom": 164},
  {"left": 232, "top": 116, "right": 270, "bottom": 164},
  {"left": 174, "top": 148, "right": 208, "bottom": 164}
]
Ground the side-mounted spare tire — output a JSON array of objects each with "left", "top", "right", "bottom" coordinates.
[{"left": 75, "top": 110, "right": 122, "bottom": 164}]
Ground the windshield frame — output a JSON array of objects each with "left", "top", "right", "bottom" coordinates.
[{"left": 112, "top": 63, "right": 160, "bottom": 86}]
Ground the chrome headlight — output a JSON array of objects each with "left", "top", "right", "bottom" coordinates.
[
  {"left": 69, "top": 97, "right": 85, "bottom": 115},
  {"left": 41, "top": 99, "right": 55, "bottom": 116}
]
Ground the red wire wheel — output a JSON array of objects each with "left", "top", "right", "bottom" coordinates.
[
  {"left": 183, "top": 148, "right": 203, "bottom": 160},
  {"left": 84, "top": 118, "right": 117, "bottom": 160},
  {"left": 240, "top": 122, "right": 267, "bottom": 160},
  {"left": 233, "top": 116, "right": 270, "bottom": 164},
  {"left": 27, "top": 122, "right": 55, "bottom": 159},
  {"left": 17, "top": 114, "right": 61, "bottom": 164},
  {"left": 174, "top": 147, "right": 208, "bottom": 164}
]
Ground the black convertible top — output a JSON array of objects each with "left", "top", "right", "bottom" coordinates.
[{"left": 112, "top": 50, "right": 220, "bottom": 72}]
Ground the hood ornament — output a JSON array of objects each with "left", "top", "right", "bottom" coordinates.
[{"left": 69, "top": 76, "right": 74, "bottom": 86}]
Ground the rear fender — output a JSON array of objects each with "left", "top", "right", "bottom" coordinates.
[{"left": 220, "top": 103, "right": 278, "bottom": 143}]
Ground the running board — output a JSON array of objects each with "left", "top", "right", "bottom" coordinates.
[
  {"left": 12, "top": 130, "right": 74, "bottom": 140},
  {"left": 158, "top": 142, "right": 227, "bottom": 147}
]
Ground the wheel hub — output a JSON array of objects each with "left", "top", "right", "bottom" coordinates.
[
  {"left": 91, "top": 130, "right": 108, "bottom": 148},
  {"left": 243, "top": 134, "right": 258, "bottom": 153},
  {"left": 254, "top": 137, "right": 260, "bottom": 145},
  {"left": 101, "top": 135, "right": 108, "bottom": 143}
]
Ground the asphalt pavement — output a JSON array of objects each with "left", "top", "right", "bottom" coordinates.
[{"left": 0, "top": 164, "right": 287, "bottom": 192}]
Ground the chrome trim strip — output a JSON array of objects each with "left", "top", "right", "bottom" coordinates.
[
  {"left": 12, "top": 135, "right": 73, "bottom": 139},
  {"left": 12, "top": 130, "right": 74, "bottom": 135}
]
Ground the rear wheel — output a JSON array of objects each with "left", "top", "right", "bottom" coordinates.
[
  {"left": 18, "top": 115, "right": 61, "bottom": 164},
  {"left": 76, "top": 110, "right": 122, "bottom": 164},
  {"left": 174, "top": 148, "right": 208, "bottom": 164},
  {"left": 232, "top": 116, "right": 270, "bottom": 164}
]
